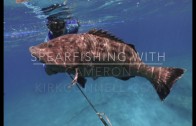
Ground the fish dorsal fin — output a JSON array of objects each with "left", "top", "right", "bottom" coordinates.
[
  {"left": 88, "top": 29, "right": 125, "bottom": 43},
  {"left": 128, "top": 44, "right": 137, "bottom": 52},
  {"left": 88, "top": 29, "right": 137, "bottom": 52}
]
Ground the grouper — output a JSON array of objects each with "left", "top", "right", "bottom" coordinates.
[{"left": 29, "top": 29, "right": 185, "bottom": 100}]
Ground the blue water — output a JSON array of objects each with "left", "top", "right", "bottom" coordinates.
[{"left": 4, "top": 0, "right": 192, "bottom": 126}]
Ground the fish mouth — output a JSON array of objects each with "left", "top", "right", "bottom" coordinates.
[
  {"left": 29, "top": 46, "right": 42, "bottom": 61},
  {"left": 29, "top": 46, "right": 38, "bottom": 55},
  {"left": 29, "top": 46, "right": 36, "bottom": 53}
]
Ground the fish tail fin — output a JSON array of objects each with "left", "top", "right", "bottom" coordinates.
[{"left": 146, "top": 66, "right": 185, "bottom": 100}]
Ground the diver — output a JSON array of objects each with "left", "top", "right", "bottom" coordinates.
[
  {"left": 42, "top": 2, "right": 80, "bottom": 41},
  {"left": 43, "top": 17, "right": 80, "bottom": 72},
  {"left": 43, "top": 16, "right": 85, "bottom": 87},
  {"left": 43, "top": 17, "right": 86, "bottom": 88},
  {"left": 40, "top": 4, "right": 80, "bottom": 75},
  {"left": 45, "top": 16, "right": 80, "bottom": 41},
  {"left": 20, "top": 0, "right": 84, "bottom": 87},
  {"left": 19, "top": 0, "right": 80, "bottom": 41}
]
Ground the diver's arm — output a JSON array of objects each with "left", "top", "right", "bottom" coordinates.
[
  {"left": 21, "top": 1, "right": 47, "bottom": 19},
  {"left": 41, "top": 4, "right": 60, "bottom": 13}
]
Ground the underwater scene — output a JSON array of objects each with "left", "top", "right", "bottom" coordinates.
[{"left": 4, "top": 0, "right": 192, "bottom": 126}]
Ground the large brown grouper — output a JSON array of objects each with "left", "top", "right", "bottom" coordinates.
[{"left": 29, "top": 29, "right": 185, "bottom": 100}]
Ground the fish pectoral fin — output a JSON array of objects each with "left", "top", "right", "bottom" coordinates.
[
  {"left": 115, "top": 76, "right": 135, "bottom": 81},
  {"left": 77, "top": 76, "right": 87, "bottom": 88}
]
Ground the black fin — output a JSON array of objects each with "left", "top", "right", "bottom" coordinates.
[
  {"left": 128, "top": 44, "right": 137, "bottom": 52},
  {"left": 44, "top": 65, "right": 58, "bottom": 75},
  {"left": 77, "top": 76, "right": 87, "bottom": 88},
  {"left": 115, "top": 76, "right": 135, "bottom": 81},
  {"left": 88, "top": 29, "right": 137, "bottom": 52},
  {"left": 88, "top": 29, "right": 124, "bottom": 43}
]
